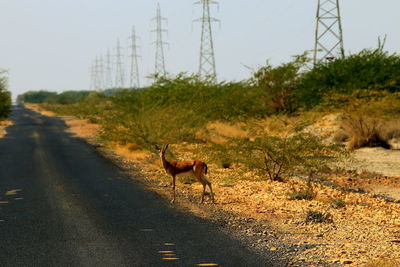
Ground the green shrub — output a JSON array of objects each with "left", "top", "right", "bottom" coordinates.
[
  {"left": 297, "top": 48, "right": 400, "bottom": 109},
  {"left": 227, "top": 133, "right": 343, "bottom": 181},
  {"left": 305, "top": 210, "right": 333, "bottom": 224},
  {"left": 252, "top": 53, "right": 309, "bottom": 113},
  {"left": 330, "top": 198, "right": 346, "bottom": 209},
  {"left": 287, "top": 189, "right": 315, "bottom": 201},
  {"left": 0, "top": 72, "right": 11, "bottom": 119}
]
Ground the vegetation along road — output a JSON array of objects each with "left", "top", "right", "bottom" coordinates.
[{"left": 0, "top": 106, "right": 275, "bottom": 266}]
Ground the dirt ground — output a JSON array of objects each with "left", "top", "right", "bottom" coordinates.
[
  {"left": 0, "top": 120, "right": 12, "bottom": 138},
  {"left": 22, "top": 106, "right": 400, "bottom": 266}
]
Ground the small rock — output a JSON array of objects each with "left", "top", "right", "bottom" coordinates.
[
  {"left": 342, "top": 260, "right": 353, "bottom": 264},
  {"left": 270, "top": 247, "right": 278, "bottom": 251}
]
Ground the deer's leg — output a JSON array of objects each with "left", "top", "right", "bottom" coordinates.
[
  {"left": 171, "top": 175, "right": 176, "bottom": 203},
  {"left": 208, "top": 182, "right": 215, "bottom": 203},
  {"left": 201, "top": 182, "right": 206, "bottom": 204},
  {"left": 202, "top": 175, "right": 215, "bottom": 204}
]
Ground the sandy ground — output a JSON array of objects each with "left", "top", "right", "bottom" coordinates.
[
  {"left": 351, "top": 147, "right": 400, "bottom": 177},
  {"left": 23, "top": 106, "right": 400, "bottom": 266},
  {"left": 0, "top": 120, "right": 12, "bottom": 138}
]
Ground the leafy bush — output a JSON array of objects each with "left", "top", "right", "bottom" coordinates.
[
  {"left": 287, "top": 188, "right": 315, "bottom": 201},
  {"left": 305, "top": 210, "right": 333, "bottom": 224},
  {"left": 0, "top": 71, "right": 11, "bottom": 119},
  {"left": 17, "top": 90, "right": 57, "bottom": 104},
  {"left": 17, "top": 90, "right": 91, "bottom": 105},
  {"left": 41, "top": 74, "right": 271, "bottom": 149},
  {"left": 252, "top": 53, "right": 308, "bottom": 113},
  {"left": 228, "top": 133, "right": 342, "bottom": 181},
  {"left": 331, "top": 198, "right": 346, "bottom": 209},
  {"left": 297, "top": 48, "right": 400, "bottom": 109}
]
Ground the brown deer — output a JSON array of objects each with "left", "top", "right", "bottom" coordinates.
[{"left": 156, "top": 144, "right": 215, "bottom": 204}]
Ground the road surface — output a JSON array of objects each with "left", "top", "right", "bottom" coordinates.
[{"left": 0, "top": 106, "right": 276, "bottom": 266}]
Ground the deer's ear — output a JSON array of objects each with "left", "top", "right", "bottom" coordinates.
[
  {"left": 164, "top": 144, "right": 169, "bottom": 150},
  {"left": 155, "top": 145, "right": 160, "bottom": 150}
]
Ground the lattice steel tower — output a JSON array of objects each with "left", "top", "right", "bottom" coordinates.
[
  {"left": 105, "top": 48, "right": 113, "bottom": 89},
  {"left": 92, "top": 56, "right": 104, "bottom": 91},
  {"left": 90, "top": 60, "right": 95, "bottom": 90},
  {"left": 129, "top": 26, "right": 140, "bottom": 88},
  {"left": 114, "top": 38, "right": 125, "bottom": 88},
  {"left": 313, "top": 0, "right": 345, "bottom": 65},
  {"left": 195, "top": 0, "right": 219, "bottom": 82},
  {"left": 152, "top": 3, "right": 167, "bottom": 77}
]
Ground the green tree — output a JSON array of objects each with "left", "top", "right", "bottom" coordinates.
[
  {"left": 252, "top": 53, "right": 309, "bottom": 113},
  {"left": 0, "top": 72, "right": 11, "bottom": 119}
]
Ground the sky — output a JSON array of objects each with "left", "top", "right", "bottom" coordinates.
[{"left": 1, "top": 0, "right": 399, "bottom": 99}]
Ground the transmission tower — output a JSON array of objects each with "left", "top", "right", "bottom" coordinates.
[
  {"left": 151, "top": 3, "right": 168, "bottom": 77},
  {"left": 90, "top": 60, "right": 95, "bottom": 90},
  {"left": 115, "top": 38, "right": 125, "bottom": 88},
  {"left": 194, "top": 0, "right": 219, "bottom": 82},
  {"left": 105, "top": 48, "right": 113, "bottom": 89},
  {"left": 92, "top": 56, "right": 105, "bottom": 91},
  {"left": 92, "top": 57, "right": 100, "bottom": 91},
  {"left": 313, "top": 0, "right": 345, "bottom": 65},
  {"left": 129, "top": 26, "right": 141, "bottom": 88}
]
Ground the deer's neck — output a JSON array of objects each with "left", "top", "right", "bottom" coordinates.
[{"left": 161, "top": 155, "right": 170, "bottom": 170}]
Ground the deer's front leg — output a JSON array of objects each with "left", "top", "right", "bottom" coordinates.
[{"left": 171, "top": 175, "right": 176, "bottom": 203}]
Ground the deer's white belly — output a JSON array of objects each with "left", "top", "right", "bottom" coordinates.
[{"left": 170, "top": 170, "right": 194, "bottom": 177}]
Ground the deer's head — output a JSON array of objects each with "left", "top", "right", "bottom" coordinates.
[{"left": 155, "top": 144, "right": 169, "bottom": 158}]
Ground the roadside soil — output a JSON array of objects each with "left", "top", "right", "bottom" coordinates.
[
  {"left": 0, "top": 119, "right": 12, "bottom": 138},
  {"left": 24, "top": 104, "right": 400, "bottom": 266}
]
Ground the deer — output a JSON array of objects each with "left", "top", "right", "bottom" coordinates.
[{"left": 155, "top": 144, "right": 215, "bottom": 204}]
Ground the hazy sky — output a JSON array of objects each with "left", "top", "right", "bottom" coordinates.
[{"left": 1, "top": 0, "right": 399, "bottom": 99}]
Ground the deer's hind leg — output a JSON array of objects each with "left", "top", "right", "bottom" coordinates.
[{"left": 201, "top": 175, "right": 215, "bottom": 203}]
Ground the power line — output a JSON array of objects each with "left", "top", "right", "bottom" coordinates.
[
  {"left": 129, "top": 26, "right": 141, "bottom": 88},
  {"left": 194, "top": 0, "right": 219, "bottom": 82},
  {"left": 313, "top": 0, "right": 345, "bottom": 65},
  {"left": 151, "top": 3, "right": 168, "bottom": 77}
]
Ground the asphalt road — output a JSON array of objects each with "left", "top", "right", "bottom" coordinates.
[{"left": 0, "top": 107, "right": 275, "bottom": 267}]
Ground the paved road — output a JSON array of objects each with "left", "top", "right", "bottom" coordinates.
[{"left": 0, "top": 107, "right": 275, "bottom": 267}]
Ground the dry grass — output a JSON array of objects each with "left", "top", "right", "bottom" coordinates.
[
  {"left": 64, "top": 119, "right": 100, "bottom": 140},
  {"left": 196, "top": 121, "right": 248, "bottom": 144},
  {"left": 343, "top": 114, "right": 390, "bottom": 149},
  {"left": 24, "top": 103, "right": 56, "bottom": 117},
  {"left": 109, "top": 142, "right": 152, "bottom": 162},
  {"left": 364, "top": 259, "right": 400, "bottom": 267},
  {"left": 0, "top": 120, "right": 12, "bottom": 138}
]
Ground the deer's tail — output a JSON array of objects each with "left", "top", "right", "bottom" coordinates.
[{"left": 203, "top": 162, "right": 208, "bottom": 175}]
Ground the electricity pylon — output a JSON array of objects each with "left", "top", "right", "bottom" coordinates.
[
  {"left": 313, "top": 0, "right": 345, "bottom": 65},
  {"left": 129, "top": 26, "right": 141, "bottom": 88},
  {"left": 105, "top": 48, "right": 113, "bottom": 89},
  {"left": 194, "top": 0, "right": 219, "bottom": 82},
  {"left": 92, "top": 56, "right": 105, "bottom": 91},
  {"left": 90, "top": 60, "right": 95, "bottom": 90},
  {"left": 115, "top": 38, "right": 125, "bottom": 88},
  {"left": 151, "top": 3, "right": 168, "bottom": 77}
]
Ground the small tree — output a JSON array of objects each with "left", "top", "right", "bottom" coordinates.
[
  {"left": 252, "top": 53, "right": 309, "bottom": 113},
  {"left": 0, "top": 71, "right": 11, "bottom": 119},
  {"left": 232, "top": 133, "right": 342, "bottom": 181}
]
